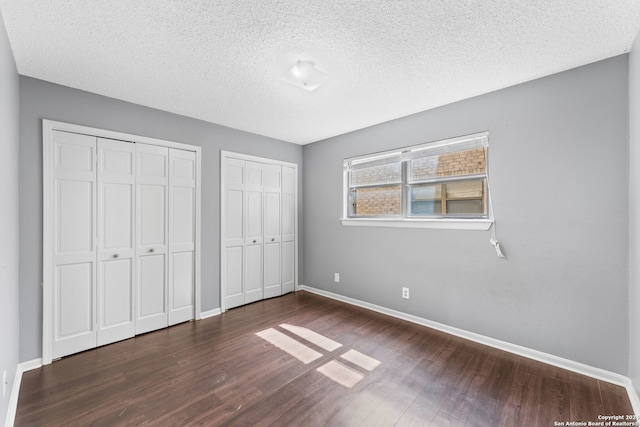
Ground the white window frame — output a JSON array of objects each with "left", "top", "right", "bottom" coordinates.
[{"left": 341, "top": 132, "right": 493, "bottom": 230}]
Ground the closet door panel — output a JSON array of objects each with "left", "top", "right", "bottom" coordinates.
[
  {"left": 100, "top": 259, "right": 132, "bottom": 326},
  {"left": 281, "top": 192, "right": 295, "bottom": 294},
  {"left": 263, "top": 241, "right": 281, "bottom": 299},
  {"left": 245, "top": 161, "right": 263, "bottom": 246},
  {"left": 246, "top": 161, "right": 263, "bottom": 187},
  {"left": 136, "top": 144, "right": 169, "bottom": 335},
  {"left": 171, "top": 252, "right": 194, "bottom": 311},
  {"left": 139, "top": 185, "right": 166, "bottom": 246},
  {"left": 98, "top": 258, "right": 133, "bottom": 345},
  {"left": 57, "top": 180, "right": 93, "bottom": 256},
  {"left": 263, "top": 164, "right": 281, "bottom": 298},
  {"left": 223, "top": 158, "right": 245, "bottom": 309},
  {"left": 52, "top": 131, "right": 97, "bottom": 359},
  {"left": 282, "top": 194, "right": 295, "bottom": 242},
  {"left": 97, "top": 138, "right": 135, "bottom": 346},
  {"left": 244, "top": 243, "right": 262, "bottom": 304},
  {"left": 282, "top": 241, "right": 295, "bottom": 294},
  {"left": 226, "top": 189, "right": 244, "bottom": 243},
  {"left": 225, "top": 246, "right": 244, "bottom": 309},
  {"left": 246, "top": 191, "right": 263, "bottom": 244},
  {"left": 281, "top": 166, "right": 296, "bottom": 293},
  {"left": 138, "top": 255, "right": 166, "bottom": 317},
  {"left": 263, "top": 190, "right": 281, "bottom": 298},
  {"left": 57, "top": 263, "right": 93, "bottom": 337},
  {"left": 172, "top": 187, "right": 194, "bottom": 243},
  {"left": 169, "top": 149, "right": 196, "bottom": 325},
  {"left": 243, "top": 161, "right": 263, "bottom": 304},
  {"left": 264, "top": 192, "right": 281, "bottom": 240},
  {"left": 263, "top": 166, "right": 281, "bottom": 190},
  {"left": 54, "top": 263, "right": 95, "bottom": 357},
  {"left": 102, "top": 184, "right": 133, "bottom": 248}
]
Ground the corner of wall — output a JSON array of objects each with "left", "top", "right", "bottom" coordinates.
[
  {"left": 629, "top": 28, "right": 640, "bottom": 405},
  {"left": 0, "top": 6, "right": 21, "bottom": 427}
]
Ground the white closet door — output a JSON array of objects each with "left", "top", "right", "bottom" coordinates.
[
  {"left": 96, "top": 138, "right": 136, "bottom": 346},
  {"left": 281, "top": 166, "right": 296, "bottom": 294},
  {"left": 263, "top": 164, "right": 282, "bottom": 299},
  {"left": 136, "top": 143, "right": 169, "bottom": 334},
  {"left": 168, "top": 149, "right": 196, "bottom": 325},
  {"left": 244, "top": 161, "right": 263, "bottom": 304},
  {"left": 52, "top": 131, "right": 97, "bottom": 359},
  {"left": 223, "top": 158, "right": 245, "bottom": 309}
]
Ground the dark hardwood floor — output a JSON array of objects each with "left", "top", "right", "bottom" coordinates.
[{"left": 16, "top": 291, "right": 633, "bottom": 426}]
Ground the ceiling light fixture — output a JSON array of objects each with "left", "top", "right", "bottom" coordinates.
[{"left": 283, "top": 60, "right": 328, "bottom": 92}]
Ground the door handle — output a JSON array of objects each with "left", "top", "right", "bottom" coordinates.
[
  {"left": 271, "top": 238, "right": 275, "bottom": 242},
  {"left": 253, "top": 240, "right": 257, "bottom": 243},
  {"left": 113, "top": 253, "right": 119, "bottom": 259},
  {"left": 149, "top": 248, "right": 155, "bottom": 253}
]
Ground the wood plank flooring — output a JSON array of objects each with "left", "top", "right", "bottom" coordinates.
[{"left": 15, "top": 291, "right": 633, "bottom": 426}]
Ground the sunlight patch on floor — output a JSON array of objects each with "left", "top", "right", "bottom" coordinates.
[
  {"left": 340, "top": 349, "right": 381, "bottom": 371},
  {"left": 280, "top": 323, "right": 343, "bottom": 352},
  {"left": 256, "top": 328, "right": 322, "bottom": 364},
  {"left": 256, "top": 324, "right": 382, "bottom": 388},
  {"left": 317, "top": 360, "right": 364, "bottom": 388}
]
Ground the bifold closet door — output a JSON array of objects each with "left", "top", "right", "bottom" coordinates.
[
  {"left": 96, "top": 138, "right": 136, "bottom": 346},
  {"left": 281, "top": 166, "right": 296, "bottom": 294},
  {"left": 263, "top": 164, "right": 282, "bottom": 299},
  {"left": 168, "top": 149, "right": 196, "bottom": 325},
  {"left": 136, "top": 143, "right": 169, "bottom": 335},
  {"left": 52, "top": 131, "right": 97, "bottom": 359},
  {"left": 244, "top": 161, "right": 264, "bottom": 305},
  {"left": 223, "top": 158, "right": 245, "bottom": 309},
  {"left": 221, "top": 153, "right": 296, "bottom": 311}
]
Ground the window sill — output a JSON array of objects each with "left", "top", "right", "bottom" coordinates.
[{"left": 340, "top": 218, "right": 493, "bottom": 230}]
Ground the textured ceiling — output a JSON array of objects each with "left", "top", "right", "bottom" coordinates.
[{"left": 1, "top": 1, "right": 640, "bottom": 144}]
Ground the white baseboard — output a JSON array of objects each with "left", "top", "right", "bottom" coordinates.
[
  {"left": 299, "top": 285, "right": 639, "bottom": 415},
  {"left": 628, "top": 383, "right": 640, "bottom": 417},
  {"left": 5, "top": 358, "right": 42, "bottom": 427},
  {"left": 200, "top": 308, "right": 222, "bottom": 319}
]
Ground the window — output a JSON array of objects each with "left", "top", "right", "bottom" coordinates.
[{"left": 343, "top": 132, "right": 492, "bottom": 230}]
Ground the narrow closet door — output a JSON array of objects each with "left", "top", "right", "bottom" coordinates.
[
  {"left": 281, "top": 166, "right": 296, "bottom": 294},
  {"left": 244, "top": 161, "right": 264, "bottom": 304},
  {"left": 96, "top": 138, "right": 136, "bottom": 346},
  {"left": 223, "top": 158, "right": 245, "bottom": 309},
  {"left": 52, "top": 131, "right": 97, "bottom": 359},
  {"left": 168, "top": 149, "right": 196, "bottom": 325},
  {"left": 263, "top": 164, "right": 282, "bottom": 299},
  {"left": 136, "top": 143, "right": 169, "bottom": 334}
]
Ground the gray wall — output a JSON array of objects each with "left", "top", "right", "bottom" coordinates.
[
  {"left": 629, "top": 31, "right": 640, "bottom": 398},
  {"left": 19, "top": 77, "right": 303, "bottom": 362},
  {"left": 303, "top": 55, "right": 629, "bottom": 375},
  {"left": 0, "top": 9, "right": 20, "bottom": 425}
]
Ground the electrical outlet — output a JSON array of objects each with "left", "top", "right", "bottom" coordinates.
[
  {"left": 3, "top": 370, "right": 6, "bottom": 397},
  {"left": 334, "top": 273, "right": 340, "bottom": 283},
  {"left": 402, "top": 287, "right": 410, "bottom": 299}
]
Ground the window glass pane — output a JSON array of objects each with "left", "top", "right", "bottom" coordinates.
[
  {"left": 447, "top": 200, "right": 483, "bottom": 215},
  {"left": 409, "top": 179, "right": 486, "bottom": 217},
  {"left": 446, "top": 180, "right": 484, "bottom": 199},
  {"left": 409, "top": 147, "right": 486, "bottom": 181},
  {"left": 409, "top": 184, "right": 442, "bottom": 215},
  {"left": 350, "top": 185, "right": 402, "bottom": 216},
  {"left": 351, "top": 162, "right": 401, "bottom": 187}
]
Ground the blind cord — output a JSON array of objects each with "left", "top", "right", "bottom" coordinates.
[{"left": 486, "top": 161, "right": 505, "bottom": 258}]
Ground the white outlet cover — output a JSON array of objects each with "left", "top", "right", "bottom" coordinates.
[{"left": 334, "top": 273, "right": 340, "bottom": 283}]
